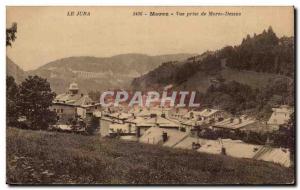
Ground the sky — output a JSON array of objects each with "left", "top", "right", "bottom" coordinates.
[{"left": 6, "top": 6, "right": 294, "bottom": 71}]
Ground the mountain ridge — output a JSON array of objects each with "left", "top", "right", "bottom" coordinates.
[
  {"left": 6, "top": 56, "right": 26, "bottom": 83},
  {"left": 22, "top": 53, "right": 196, "bottom": 93}
]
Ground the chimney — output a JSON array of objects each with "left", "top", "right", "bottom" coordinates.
[
  {"left": 238, "top": 118, "right": 242, "bottom": 124},
  {"left": 128, "top": 124, "right": 132, "bottom": 133},
  {"left": 150, "top": 113, "right": 157, "bottom": 118},
  {"left": 136, "top": 126, "right": 141, "bottom": 138},
  {"left": 162, "top": 132, "right": 168, "bottom": 142},
  {"left": 192, "top": 142, "right": 201, "bottom": 150},
  {"left": 221, "top": 147, "right": 226, "bottom": 155}
]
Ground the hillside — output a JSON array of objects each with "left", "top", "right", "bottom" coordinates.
[
  {"left": 131, "top": 51, "right": 221, "bottom": 91},
  {"left": 223, "top": 28, "right": 294, "bottom": 77},
  {"left": 6, "top": 57, "right": 26, "bottom": 83},
  {"left": 27, "top": 53, "right": 195, "bottom": 93},
  {"left": 177, "top": 67, "right": 291, "bottom": 92},
  {"left": 131, "top": 28, "right": 294, "bottom": 92},
  {"left": 7, "top": 127, "right": 294, "bottom": 184},
  {"left": 130, "top": 28, "right": 294, "bottom": 117},
  {"left": 132, "top": 62, "right": 290, "bottom": 93}
]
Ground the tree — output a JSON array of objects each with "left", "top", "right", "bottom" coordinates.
[
  {"left": 18, "top": 76, "right": 57, "bottom": 129},
  {"left": 284, "top": 112, "right": 295, "bottom": 162},
  {"left": 7, "top": 76, "right": 19, "bottom": 126},
  {"left": 88, "top": 90, "right": 102, "bottom": 101},
  {"left": 6, "top": 23, "right": 19, "bottom": 126},
  {"left": 6, "top": 23, "right": 17, "bottom": 47},
  {"left": 203, "top": 81, "right": 257, "bottom": 115},
  {"left": 224, "top": 27, "right": 292, "bottom": 77}
]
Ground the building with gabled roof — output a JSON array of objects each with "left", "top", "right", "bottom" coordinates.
[
  {"left": 51, "top": 82, "right": 100, "bottom": 124},
  {"left": 135, "top": 115, "right": 181, "bottom": 137},
  {"left": 212, "top": 116, "right": 259, "bottom": 131},
  {"left": 135, "top": 108, "right": 164, "bottom": 118},
  {"left": 139, "top": 127, "right": 291, "bottom": 167},
  {"left": 109, "top": 123, "right": 135, "bottom": 134},
  {"left": 267, "top": 105, "right": 294, "bottom": 129},
  {"left": 108, "top": 112, "right": 133, "bottom": 122},
  {"left": 139, "top": 127, "right": 188, "bottom": 147},
  {"left": 183, "top": 108, "right": 230, "bottom": 122}
]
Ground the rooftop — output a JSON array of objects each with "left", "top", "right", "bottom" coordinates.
[
  {"left": 54, "top": 93, "right": 93, "bottom": 107},
  {"left": 213, "top": 117, "right": 258, "bottom": 130},
  {"left": 137, "top": 116, "right": 180, "bottom": 128}
]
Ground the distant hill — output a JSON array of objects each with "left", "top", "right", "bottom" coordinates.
[
  {"left": 6, "top": 57, "right": 26, "bottom": 83},
  {"left": 26, "top": 53, "right": 196, "bottom": 93}
]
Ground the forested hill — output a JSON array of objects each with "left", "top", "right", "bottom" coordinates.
[
  {"left": 131, "top": 27, "right": 294, "bottom": 91},
  {"left": 220, "top": 26, "right": 294, "bottom": 77},
  {"left": 131, "top": 51, "right": 221, "bottom": 90}
]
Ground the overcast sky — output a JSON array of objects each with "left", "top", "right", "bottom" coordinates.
[{"left": 7, "top": 6, "right": 294, "bottom": 71}]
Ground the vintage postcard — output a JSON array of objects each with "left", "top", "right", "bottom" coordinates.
[{"left": 6, "top": 6, "right": 295, "bottom": 185}]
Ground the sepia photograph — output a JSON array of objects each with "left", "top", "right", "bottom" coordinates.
[{"left": 6, "top": 6, "right": 295, "bottom": 185}]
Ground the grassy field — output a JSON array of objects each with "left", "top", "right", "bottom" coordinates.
[{"left": 7, "top": 127, "right": 294, "bottom": 185}]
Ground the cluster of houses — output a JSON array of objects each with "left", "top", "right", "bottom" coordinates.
[{"left": 50, "top": 82, "right": 294, "bottom": 167}]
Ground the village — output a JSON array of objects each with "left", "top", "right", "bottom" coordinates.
[
  {"left": 5, "top": 5, "right": 296, "bottom": 185},
  {"left": 50, "top": 82, "right": 294, "bottom": 168}
]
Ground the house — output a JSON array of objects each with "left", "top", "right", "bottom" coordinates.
[
  {"left": 139, "top": 127, "right": 188, "bottom": 147},
  {"left": 267, "top": 105, "right": 294, "bottom": 129},
  {"left": 139, "top": 127, "right": 291, "bottom": 167},
  {"left": 125, "top": 116, "right": 146, "bottom": 126},
  {"left": 135, "top": 108, "right": 164, "bottom": 118},
  {"left": 51, "top": 82, "right": 99, "bottom": 124},
  {"left": 183, "top": 110, "right": 203, "bottom": 120},
  {"left": 99, "top": 116, "right": 123, "bottom": 137},
  {"left": 198, "top": 139, "right": 291, "bottom": 167},
  {"left": 211, "top": 116, "right": 260, "bottom": 132},
  {"left": 136, "top": 115, "right": 181, "bottom": 137},
  {"left": 109, "top": 123, "right": 135, "bottom": 134},
  {"left": 108, "top": 112, "right": 133, "bottom": 123},
  {"left": 124, "top": 116, "right": 146, "bottom": 134},
  {"left": 183, "top": 108, "right": 229, "bottom": 122},
  {"left": 168, "top": 108, "right": 189, "bottom": 120},
  {"left": 199, "top": 108, "right": 230, "bottom": 122},
  {"left": 180, "top": 119, "right": 208, "bottom": 133},
  {"left": 173, "top": 136, "right": 291, "bottom": 167}
]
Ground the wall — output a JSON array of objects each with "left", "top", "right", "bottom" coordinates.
[
  {"left": 51, "top": 104, "right": 76, "bottom": 124},
  {"left": 100, "top": 118, "right": 112, "bottom": 137}
]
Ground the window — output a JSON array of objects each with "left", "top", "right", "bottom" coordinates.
[{"left": 61, "top": 109, "right": 64, "bottom": 113}]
